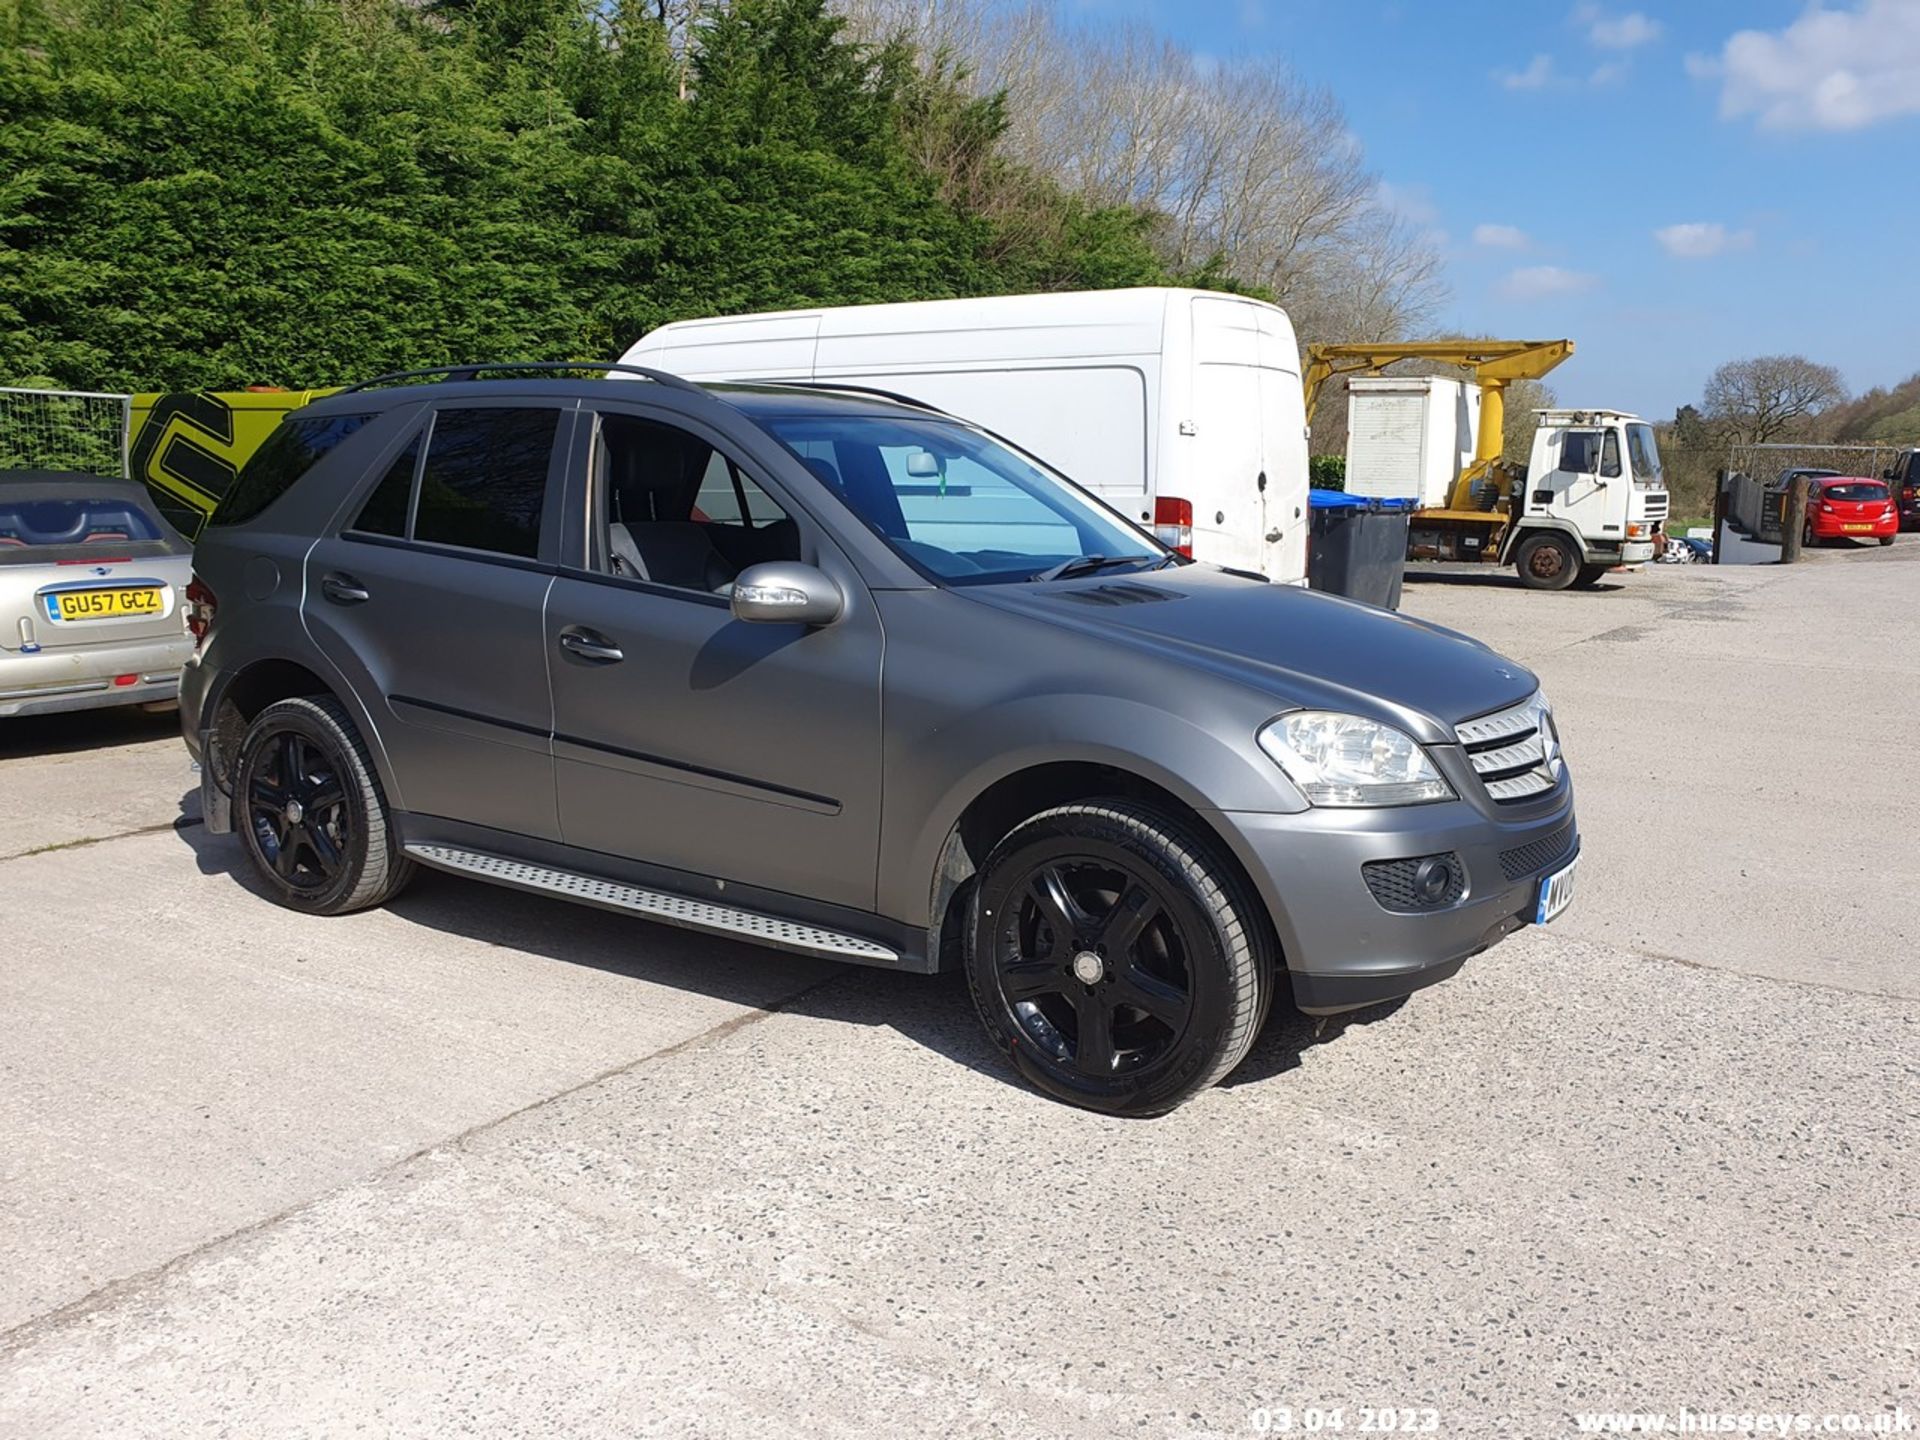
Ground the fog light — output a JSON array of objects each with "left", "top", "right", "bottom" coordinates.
[{"left": 1413, "top": 856, "right": 1455, "bottom": 902}]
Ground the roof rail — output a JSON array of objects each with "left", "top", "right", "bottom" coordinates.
[
  {"left": 335, "top": 361, "right": 701, "bottom": 396},
  {"left": 746, "top": 380, "right": 946, "bottom": 414}
]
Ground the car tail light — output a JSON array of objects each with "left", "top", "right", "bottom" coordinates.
[
  {"left": 1154, "top": 496, "right": 1194, "bottom": 556},
  {"left": 184, "top": 575, "right": 217, "bottom": 645}
]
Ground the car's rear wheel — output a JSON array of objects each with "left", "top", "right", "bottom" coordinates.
[
  {"left": 965, "top": 800, "right": 1270, "bottom": 1117},
  {"left": 1879, "top": 535, "right": 1895, "bottom": 547},
  {"left": 1515, "top": 532, "right": 1579, "bottom": 591},
  {"left": 234, "top": 696, "right": 413, "bottom": 915}
]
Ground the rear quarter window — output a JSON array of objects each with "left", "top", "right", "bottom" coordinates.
[{"left": 208, "top": 414, "right": 374, "bottom": 528}]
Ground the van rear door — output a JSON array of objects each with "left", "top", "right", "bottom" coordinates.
[{"left": 1188, "top": 298, "right": 1307, "bottom": 581}]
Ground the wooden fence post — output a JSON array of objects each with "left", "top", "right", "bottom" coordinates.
[{"left": 1781, "top": 476, "right": 1810, "bottom": 562}]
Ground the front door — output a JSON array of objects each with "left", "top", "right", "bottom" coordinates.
[
  {"left": 304, "top": 401, "right": 574, "bottom": 839},
  {"left": 543, "top": 406, "right": 885, "bottom": 911}
]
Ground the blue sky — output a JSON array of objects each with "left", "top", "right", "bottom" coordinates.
[{"left": 1061, "top": 0, "right": 1920, "bottom": 419}]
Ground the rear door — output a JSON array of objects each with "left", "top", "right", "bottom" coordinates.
[
  {"left": 303, "top": 401, "right": 574, "bottom": 839},
  {"left": 1253, "top": 309, "right": 1309, "bottom": 584},
  {"left": 1188, "top": 298, "right": 1267, "bottom": 573}
]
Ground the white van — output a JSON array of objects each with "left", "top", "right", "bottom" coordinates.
[{"left": 617, "top": 287, "right": 1311, "bottom": 583}]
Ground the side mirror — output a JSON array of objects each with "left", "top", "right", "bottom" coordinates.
[{"left": 730, "top": 562, "right": 844, "bottom": 627}]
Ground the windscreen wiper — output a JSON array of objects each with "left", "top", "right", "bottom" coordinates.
[{"left": 1031, "top": 553, "right": 1154, "bottom": 582}]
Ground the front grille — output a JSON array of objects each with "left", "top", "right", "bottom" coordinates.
[
  {"left": 1455, "top": 694, "right": 1558, "bottom": 803},
  {"left": 1641, "top": 492, "right": 1669, "bottom": 520},
  {"left": 1363, "top": 852, "right": 1468, "bottom": 912},
  {"left": 1499, "top": 822, "right": 1576, "bottom": 882}
]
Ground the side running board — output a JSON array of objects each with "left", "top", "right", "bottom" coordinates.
[{"left": 403, "top": 844, "right": 900, "bottom": 964}]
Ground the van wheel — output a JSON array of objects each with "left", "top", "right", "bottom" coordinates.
[
  {"left": 233, "top": 696, "right": 414, "bottom": 915},
  {"left": 1516, "top": 533, "right": 1580, "bottom": 590},
  {"left": 1570, "top": 563, "right": 1610, "bottom": 589},
  {"left": 965, "top": 800, "right": 1270, "bottom": 1117}
]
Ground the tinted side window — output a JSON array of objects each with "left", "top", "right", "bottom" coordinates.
[
  {"left": 350, "top": 436, "right": 419, "bottom": 537},
  {"left": 210, "top": 414, "right": 373, "bottom": 527},
  {"left": 413, "top": 408, "right": 558, "bottom": 558}
]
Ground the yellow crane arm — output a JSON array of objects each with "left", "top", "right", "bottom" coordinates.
[{"left": 1302, "top": 339, "right": 1574, "bottom": 479}]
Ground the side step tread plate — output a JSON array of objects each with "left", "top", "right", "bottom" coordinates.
[{"left": 403, "top": 844, "right": 899, "bottom": 963}]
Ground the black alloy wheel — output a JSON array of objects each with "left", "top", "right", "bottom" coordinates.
[
  {"left": 994, "top": 855, "right": 1195, "bottom": 1080},
  {"left": 966, "top": 801, "right": 1269, "bottom": 1116},
  {"left": 233, "top": 696, "right": 414, "bottom": 915},
  {"left": 247, "top": 729, "right": 348, "bottom": 895}
]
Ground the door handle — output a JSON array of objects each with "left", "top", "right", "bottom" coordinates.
[
  {"left": 321, "top": 573, "right": 370, "bottom": 605},
  {"left": 558, "top": 628, "right": 623, "bottom": 663}
]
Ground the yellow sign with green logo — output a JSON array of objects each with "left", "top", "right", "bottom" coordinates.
[{"left": 128, "top": 389, "right": 336, "bottom": 538}]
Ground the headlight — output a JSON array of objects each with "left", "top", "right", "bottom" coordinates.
[{"left": 1257, "top": 712, "right": 1455, "bottom": 807}]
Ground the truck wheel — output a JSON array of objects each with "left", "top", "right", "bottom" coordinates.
[
  {"left": 1571, "top": 564, "right": 1610, "bottom": 589},
  {"left": 965, "top": 800, "right": 1271, "bottom": 1117},
  {"left": 233, "top": 696, "right": 415, "bottom": 915},
  {"left": 1516, "top": 533, "right": 1580, "bottom": 591}
]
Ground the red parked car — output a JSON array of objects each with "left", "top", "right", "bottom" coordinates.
[{"left": 1803, "top": 476, "right": 1899, "bottom": 547}]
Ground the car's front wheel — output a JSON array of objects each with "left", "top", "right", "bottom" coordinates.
[
  {"left": 965, "top": 800, "right": 1271, "bottom": 1117},
  {"left": 233, "top": 695, "right": 414, "bottom": 915}
]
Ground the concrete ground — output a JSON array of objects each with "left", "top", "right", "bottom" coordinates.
[{"left": 2, "top": 539, "right": 1915, "bottom": 1438}]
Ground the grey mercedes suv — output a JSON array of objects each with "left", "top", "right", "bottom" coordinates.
[{"left": 182, "top": 364, "right": 1579, "bottom": 1116}]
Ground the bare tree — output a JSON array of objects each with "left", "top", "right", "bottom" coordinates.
[
  {"left": 1702, "top": 355, "right": 1848, "bottom": 445},
  {"left": 834, "top": 0, "right": 1447, "bottom": 349}
]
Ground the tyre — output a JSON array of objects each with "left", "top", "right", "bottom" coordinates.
[
  {"left": 965, "top": 800, "right": 1271, "bottom": 1117},
  {"left": 1515, "top": 532, "right": 1580, "bottom": 591},
  {"left": 1879, "top": 535, "right": 1895, "bottom": 547},
  {"left": 1571, "top": 563, "right": 1610, "bottom": 589},
  {"left": 1803, "top": 521, "right": 1817, "bottom": 550},
  {"left": 233, "top": 695, "right": 414, "bottom": 915}
]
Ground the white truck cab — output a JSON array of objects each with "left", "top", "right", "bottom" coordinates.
[
  {"left": 618, "top": 288, "right": 1313, "bottom": 584},
  {"left": 1516, "top": 409, "right": 1670, "bottom": 580}
]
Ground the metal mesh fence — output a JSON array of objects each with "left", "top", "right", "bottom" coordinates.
[
  {"left": 1726, "top": 441, "right": 1903, "bottom": 486},
  {"left": 0, "top": 387, "right": 132, "bottom": 476}
]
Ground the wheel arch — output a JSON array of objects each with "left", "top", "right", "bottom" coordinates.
[
  {"left": 1501, "top": 519, "right": 1590, "bottom": 566},
  {"left": 921, "top": 757, "right": 1279, "bottom": 976},
  {"left": 202, "top": 654, "right": 402, "bottom": 826}
]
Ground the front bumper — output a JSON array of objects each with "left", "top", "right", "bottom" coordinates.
[
  {"left": 1, "top": 637, "right": 192, "bottom": 718},
  {"left": 1210, "top": 781, "right": 1578, "bottom": 1014}
]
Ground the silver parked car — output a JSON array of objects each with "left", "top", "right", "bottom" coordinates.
[
  {"left": 1, "top": 472, "right": 194, "bottom": 718},
  {"left": 182, "top": 366, "right": 1579, "bottom": 1116}
]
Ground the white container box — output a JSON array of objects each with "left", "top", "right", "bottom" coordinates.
[{"left": 1344, "top": 376, "right": 1481, "bottom": 509}]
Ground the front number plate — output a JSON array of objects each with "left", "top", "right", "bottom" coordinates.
[
  {"left": 44, "top": 587, "right": 163, "bottom": 622},
  {"left": 1536, "top": 855, "right": 1578, "bottom": 925}
]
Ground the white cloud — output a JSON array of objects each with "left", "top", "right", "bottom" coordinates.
[
  {"left": 1653, "top": 221, "right": 1756, "bottom": 258},
  {"left": 1499, "top": 54, "right": 1556, "bottom": 90},
  {"left": 1577, "top": 6, "right": 1662, "bottom": 50},
  {"left": 1498, "top": 266, "right": 1600, "bottom": 300},
  {"left": 1589, "top": 60, "right": 1628, "bottom": 86},
  {"left": 1694, "top": 0, "right": 1920, "bottom": 132},
  {"left": 1473, "top": 223, "right": 1530, "bottom": 249}
]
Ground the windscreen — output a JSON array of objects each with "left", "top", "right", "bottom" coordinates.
[
  {"left": 1625, "top": 423, "right": 1663, "bottom": 484},
  {"left": 757, "top": 412, "right": 1166, "bottom": 585},
  {"left": 1824, "top": 481, "right": 1888, "bottom": 502}
]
